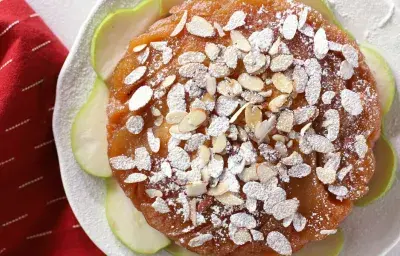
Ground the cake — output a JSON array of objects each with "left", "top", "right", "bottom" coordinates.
[{"left": 106, "top": 0, "right": 381, "bottom": 255}]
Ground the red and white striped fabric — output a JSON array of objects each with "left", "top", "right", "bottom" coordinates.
[{"left": 0, "top": 1, "right": 102, "bottom": 255}]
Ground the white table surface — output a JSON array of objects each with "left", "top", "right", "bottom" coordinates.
[{"left": 25, "top": 0, "right": 399, "bottom": 255}]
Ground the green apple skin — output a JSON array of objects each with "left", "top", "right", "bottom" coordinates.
[
  {"left": 71, "top": 78, "right": 112, "bottom": 178},
  {"left": 106, "top": 178, "right": 171, "bottom": 254},
  {"left": 294, "top": 229, "right": 344, "bottom": 256},
  {"left": 360, "top": 43, "right": 396, "bottom": 115},
  {"left": 91, "top": 0, "right": 161, "bottom": 80},
  {"left": 166, "top": 243, "right": 199, "bottom": 256},
  {"left": 355, "top": 135, "right": 397, "bottom": 207}
]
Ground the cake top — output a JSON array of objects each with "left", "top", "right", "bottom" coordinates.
[{"left": 107, "top": 0, "right": 381, "bottom": 255}]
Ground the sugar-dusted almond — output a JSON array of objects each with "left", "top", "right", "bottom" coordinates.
[
  {"left": 238, "top": 73, "right": 264, "bottom": 92},
  {"left": 245, "top": 104, "right": 262, "bottom": 129},
  {"left": 212, "top": 134, "right": 227, "bottom": 153},
  {"left": 186, "top": 181, "right": 208, "bottom": 196},
  {"left": 166, "top": 111, "right": 188, "bottom": 124},
  {"left": 268, "top": 94, "right": 289, "bottom": 112},
  {"left": 215, "top": 192, "right": 244, "bottom": 206},
  {"left": 272, "top": 73, "right": 293, "bottom": 93},
  {"left": 179, "top": 109, "right": 207, "bottom": 133},
  {"left": 230, "top": 30, "right": 251, "bottom": 52}
]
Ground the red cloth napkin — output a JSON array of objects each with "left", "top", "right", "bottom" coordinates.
[{"left": 0, "top": 1, "right": 103, "bottom": 255}]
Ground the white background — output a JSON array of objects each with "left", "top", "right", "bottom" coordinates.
[{"left": 25, "top": 0, "right": 399, "bottom": 255}]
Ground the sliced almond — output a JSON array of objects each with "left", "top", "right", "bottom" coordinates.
[
  {"left": 230, "top": 102, "right": 250, "bottom": 123},
  {"left": 145, "top": 189, "right": 163, "bottom": 198},
  {"left": 245, "top": 105, "right": 262, "bottom": 129},
  {"left": 154, "top": 116, "right": 164, "bottom": 127},
  {"left": 272, "top": 73, "right": 293, "bottom": 93},
  {"left": 269, "top": 37, "right": 281, "bottom": 56},
  {"left": 179, "top": 109, "right": 207, "bottom": 133},
  {"left": 238, "top": 73, "right": 264, "bottom": 92},
  {"left": 215, "top": 192, "right": 244, "bottom": 206},
  {"left": 239, "top": 164, "right": 259, "bottom": 182},
  {"left": 186, "top": 16, "right": 215, "bottom": 38},
  {"left": 316, "top": 167, "right": 336, "bottom": 184},
  {"left": 133, "top": 44, "right": 147, "bottom": 52},
  {"left": 254, "top": 115, "right": 277, "bottom": 141},
  {"left": 205, "top": 43, "right": 221, "bottom": 61},
  {"left": 186, "top": 181, "right": 208, "bottom": 196},
  {"left": 199, "top": 145, "right": 211, "bottom": 165},
  {"left": 268, "top": 94, "right": 289, "bottom": 112},
  {"left": 171, "top": 10, "right": 188, "bottom": 37},
  {"left": 151, "top": 106, "right": 161, "bottom": 117},
  {"left": 128, "top": 85, "right": 153, "bottom": 111},
  {"left": 124, "top": 66, "right": 147, "bottom": 85},
  {"left": 257, "top": 163, "right": 278, "bottom": 183},
  {"left": 208, "top": 182, "right": 229, "bottom": 196},
  {"left": 217, "top": 78, "right": 242, "bottom": 97},
  {"left": 206, "top": 75, "right": 217, "bottom": 95},
  {"left": 166, "top": 111, "right": 188, "bottom": 124},
  {"left": 230, "top": 30, "right": 251, "bottom": 52},
  {"left": 212, "top": 134, "right": 227, "bottom": 153},
  {"left": 214, "top": 22, "right": 226, "bottom": 37},
  {"left": 190, "top": 199, "right": 197, "bottom": 225},
  {"left": 161, "top": 75, "right": 176, "bottom": 88},
  {"left": 276, "top": 110, "right": 294, "bottom": 133}
]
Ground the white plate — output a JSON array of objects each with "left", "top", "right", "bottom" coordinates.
[{"left": 53, "top": 0, "right": 400, "bottom": 255}]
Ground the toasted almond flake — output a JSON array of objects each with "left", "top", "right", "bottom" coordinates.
[
  {"left": 230, "top": 30, "right": 251, "bottom": 52},
  {"left": 137, "top": 47, "right": 150, "bottom": 64},
  {"left": 342, "top": 44, "right": 359, "bottom": 67},
  {"left": 244, "top": 105, "right": 262, "bottom": 129},
  {"left": 293, "top": 213, "right": 307, "bottom": 232},
  {"left": 251, "top": 230, "right": 264, "bottom": 241},
  {"left": 151, "top": 107, "right": 161, "bottom": 117},
  {"left": 160, "top": 162, "right": 172, "bottom": 178},
  {"left": 166, "top": 111, "right": 188, "bottom": 124},
  {"left": 272, "top": 134, "right": 286, "bottom": 142},
  {"left": 147, "top": 128, "right": 160, "bottom": 153},
  {"left": 150, "top": 41, "right": 167, "bottom": 51},
  {"left": 126, "top": 115, "right": 144, "bottom": 134},
  {"left": 254, "top": 115, "right": 277, "bottom": 142},
  {"left": 238, "top": 73, "right": 264, "bottom": 92},
  {"left": 337, "top": 165, "right": 353, "bottom": 181},
  {"left": 298, "top": 8, "right": 309, "bottom": 29},
  {"left": 232, "top": 229, "right": 252, "bottom": 245},
  {"left": 249, "top": 28, "right": 274, "bottom": 52},
  {"left": 171, "top": 10, "right": 188, "bottom": 37},
  {"left": 205, "top": 43, "right": 221, "bottom": 61},
  {"left": 203, "top": 75, "right": 216, "bottom": 96},
  {"left": 269, "top": 94, "right": 289, "bottom": 112},
  {"left": 354, "top": 135, "right": 368, "bottom": 158},
  {"left": 110, "top": 155, "right": 136, "bottom": 170},
  {"left": 288, "top": 163, "right": 311, "bottom": 178},
  {"left": 162, "top": 47, "right": 173, "bottom": 64},
  {"left": 223, "top": 46, "right": 239, "bottom": 69},
  {"left": 272, "top": 198, "right": 299, "bottom": 220},
  {"left": 212, "top": 134, "right": 227, "bottom": 153},
  {"left": 218, "top": 78, "right": 242, "bottom": 97},
  {"left": 320, "top": 229, "right": 337, "bottom": 235},
  {"left": 299, "top": 23, "right": 315, "bottom": 37},
  {"left": 328, "top": 41, "right": 343, "bottom": 52},
  {"left": 268, "top": 37, "right": 281, "bottom": 56},
  {"left": 199, "top": 145, "right": 211, "bottom": 165},
  {"left": 168, "top": 146, "right": 190, "bottom": 170},
  {"left": 209, "top": 62, "right": 231, "bottom": 78},
  {"left": 316, "top": 167, "right": 336, "bottom": 184},
  {"left": 259, "top": 90, "right": 272, "bottom": 97},
  {"left": 322, "top": 91, "right": 336, "bottom": 104},
  {"left": 341, "top": 89, "right": 363, "bottom": 116},
  {"left": 213, "top": 22, "right": 226, "bottom": 37},
  {"left": 266, "top": 231, "right": 292, "bottom": 255},
  {"left": 294, "top": 105, "right": 317, "bottom": 124},
  {"left": 208, "top": 154, "right": 224, "bottom": 178},
  {"left": 243, "top": 52, "right": 269, "bottom": 74},
  {"left": 186, "top": 181, "right": 208, "bottom": 196},
  {"left": 207, "top": 116, "right": 230, "bottom": 137},
  {"left": 305, "top": 58, "right": 322, "bottom": 78},
  {"left": 328, "top": 185, "right": 348, "bottom": 198},
  {"left": 257, "top": 163, "right": 278, "bottom": 183},
  {"left": 188, "top": 234, "right": 213, "bottom": 247},
  {"left": 186, "top": 16, "right": 215, "bottom": 37},
  {"left": 124, "top": 173, "right": 147, "bottom": 183},
  {"left": 239, "top": 164, "right": 259, "bottom": 182},
  {"left": 216, "top": 96, "right": 239, "bottom": 117},
  {"left": 246, "top": 198, "right": 257, "bottom": 212},
  {"left": 223, "top": 11, "right": 247, "bottom": 31},
  {"left": 305, "top": 75, "right": 321, "bottom": 106},
  {"left": 133, "top": 44, "right": 147, "bottom": 52},
  {"left": 179, "top": 63, "right": 208, "bottom": 78},
  {"left": 178, "top": 51, "right": 206, "bottom": 65},
  {"left": 282, "top": 15, "right": 298, "bottom": 40},
  {"left": 215, "top": 192, "right": 244, "bottom": 206},
  {"left": 314, "top": 28, "right": 329, "bottom": 59},
  {"left": 292, "top": 66, "right": 308, "bottom": 93},
  {"left": 145, "top": 189, "right": 163, "bottom": 198},
  {"left": 230, "top": 102, "right": 250, "bottom": 123},
  {"left": 134, "top": 147, "right": 152, "bottom": 171},
  {"left": 283, "top": 215, "right": 294, "bottom": 227},
  {"left": 339, "top": 60, "right": 354, "bottom": 80},
  {"left": 230, "top": 212, "right": 257, "bottom": 229},
  {"left": 185, "top": 133, "right": 207, "bottom": 152},
  {"left": 322, "top": 109, "right": 340, "bottom": 141},
  {"left": 208, "top": 181, "right": 229, "bottom": 196},
  {"left": 179, "top": 108, "right": 207, "bottom": 132},
  {"left": 152, "top": 197, "right": 170, "bottom": 213},
  {"left": 239, "top": 141, "right": 258, "bottom": 165},
  {"left": 263, "top": 187, "right": 287, "bottom": 214},
  {"left": 277, "top": 110, "right": 294, "bottom": 133},
  {"left": 299, "top": 123, "right": 312, "bottom": 137},
  {"left": 124, "top": 66, "right": 147, "bottom": 85},
  {"left": 270, "top": 55, "right": 294, "bottom": 72},
  {"left": 154, "top": 116, "right": 164, "bottom": 126},
  {"left": 281, "top": 152, "right": 303, "bottom": 166},
  {"left": 306, "top": 134, "right": 335, "bottom": 153},
  {"left": 272, "top": 73, "right": 293, "bottom": 94},
  {"left": 242, "top": 181, "right": 267, "bottom": 200},
  {"left": 128, "top": 86, "right": 153, "bottom": 111}
]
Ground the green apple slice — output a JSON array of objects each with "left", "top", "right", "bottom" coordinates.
[
  {"left": 166, "top": 243, "right": 199, "bottom": 256},
  {"left": 106, "top": 178, "right": 171, "bottom": 253},
  {"left": 91, "top": 0, "right": 161, "bottom": 80},
  {"left": 294, "top": 229, "right": 344, "bottom": 256},
  {"left": 360, "top": 44, "right": 396, "bottom": 114},
  {"left": 71, "top": 79, "right": 112, "bottom": 178},
  {"left": 355, "top": 135, "right": 397, "bottom": 206}
]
